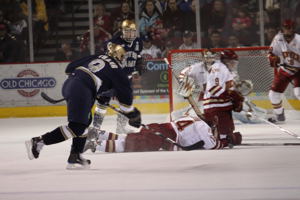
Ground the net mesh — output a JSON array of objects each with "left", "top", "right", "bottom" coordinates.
[{"left": 168, "top": 47, "right": 296, "bottom": 117}]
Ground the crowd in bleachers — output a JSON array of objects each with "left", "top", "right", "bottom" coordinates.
[
  {"left": 0, "top": 0, "right": 64, "bottom": 63},
  {"left": 75, "top": 0, "right": 293, "bottom": 60},
  {"left": 1, "top": 0, "right": 300, "bottom": 63}
]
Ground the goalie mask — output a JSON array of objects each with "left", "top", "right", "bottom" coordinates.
[
  {"left": 107, "top": 43, "right": 126, "bottom": 63},
  {"left": 121, "top": 19, "right": 137, "bottom": 43},
  {"left": 221, "top": 49, "right": 239, "bottom": 72},
  {"left": 203, "top": 50, "right": 218, "bottom": 71}
]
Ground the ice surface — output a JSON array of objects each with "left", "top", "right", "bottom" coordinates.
[{"left": 0, "top": 113, "right": 300, "bottom": 200}]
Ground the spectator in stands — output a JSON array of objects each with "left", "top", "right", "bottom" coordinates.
[
  {"left": 231, "top": 8, "right": 252, "bottom": 32},
  {"left": 226, "top": 34, "right": 243, "bottom": 48},
  {"left": 178, "top": 30, "right": 197, "bottom": 49},
  {"left": 178, "top": 0, "right": 193, "bottom": 13},
  {"left": 149, "top": 19, "right": 169, "bottom": 49},
  {"left": 139, "top": 0, "right": 168, "bottom": 16},
  {"left": 93, "top": 3, "right": 112, "bottom": 40},
  {"left": 162, "top": 0, "right": 184, "bottom": 37},
  {"left": 139, "top": 0, "right": 161, "bottom": 36},
  {"left": 183, "top": 0, "right": 196, "bottom": 33},
  {"left": 201, "top": 0, "right": 228, "bottom": 36},
  {"left": 205, "top": 30, "right": 226, "bottom": 48},
  {"left": 54, "top": 42, "right": 80, "bottom": 61},
  {"left": 140, "top": 35, "right": 162, "bottom": 59},
  {"left": 265, "top": 25, "right": 278, "bottom": 45},
  {"left": 20, "top": 0, "right": 49, "bottom": 49},
  {"left": 9, "top": 12, "right": 27, "bottom": 44},
  {"left": 0, "top": 23, "right": 25, "bottom": 63},
  {"left": 161, "top": 40, "right": 174, "bottom": 58},
  {"left": 228, "top": 10, "right": 253, "bottom": 46},
  {"left": 112, "top": 1, "right": 135, "bottom": 35}
]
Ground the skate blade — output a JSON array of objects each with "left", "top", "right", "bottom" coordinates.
[
  {"left": 66, "top": 163, "right": 91, "bottom": 170},
  {"left": 25, "top": 140, "right": 34, "bottom": 160}
]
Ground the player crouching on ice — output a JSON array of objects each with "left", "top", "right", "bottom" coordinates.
[
  {"left": 25, "top": 43, "right": 142, "bottom": 169},
  {"left": 83, "top": 75, "right": 242, "bottom": 153}
]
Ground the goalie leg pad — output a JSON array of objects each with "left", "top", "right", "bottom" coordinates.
[
  {"left": 93, "top": 103, "right": 107, "bottom": 129},
  {"left": 293, "top": 87, "right": 300, "bottom": 100},
  {"left": 116, "top": 112, "right": 129, "bottom": 134}
]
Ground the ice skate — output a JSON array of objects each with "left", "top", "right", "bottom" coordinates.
[
  {"left": 66, "top": 153, "right": 91, "bottom": 170},
  {"left": 268, "top": 109, "right": 285, "bottom": 124},
  {"left": 25, "top": 136, "right": 44, "bottom": 160},
  {"left": 276, "top": 109, "right": 285, "bottom": 122}
]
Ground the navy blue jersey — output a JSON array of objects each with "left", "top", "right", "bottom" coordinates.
[
  {"left": 106, "top": 33, "right": 143, "bottom": 75},
  {"left": 65, "top": 54, "right": 133, "bottom": 106}
]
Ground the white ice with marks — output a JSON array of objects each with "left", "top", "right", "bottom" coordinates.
[{"left": 0, "top": 112, "right": 300, "bottom": 200}]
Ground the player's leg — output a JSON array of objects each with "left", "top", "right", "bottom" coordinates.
[
  {"left": 63, "top": 78, "right": 95, "bottom": 169},
  {"left": 268, "top": 69, "right": 290, "bottom": 122},
  {"left": 292, "top": 72, "right": 300, "bottom": 100}
]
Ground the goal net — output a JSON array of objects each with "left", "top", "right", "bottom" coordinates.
[{"left": 168, "top": 47, "right": 298, "bottom": 119}]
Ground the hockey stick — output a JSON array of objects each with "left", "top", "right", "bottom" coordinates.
[
  {"left": 40, "top": 92, "right": 65, "bottom": 104},
  {"left": 246, "top": 110, "right": 300, "bottom": 140},
  {"left": 241, "top": 142, "right": 300, "bottom": 146},
  {"left": 164, "top": 58, "right": 205, "bottom": 121}
]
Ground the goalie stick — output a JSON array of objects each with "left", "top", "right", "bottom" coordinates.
[
  {"left": 164, "top": 58, "right": 205, "bottom": 121},
  {"left": 241, "top": 142, "right": 300, "bottom": 146},
  {"left": 246, "top": 110, "right": 300, "bottom": 140}
]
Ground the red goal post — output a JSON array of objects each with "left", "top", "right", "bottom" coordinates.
[{"left": 167, "top": 46, "right": 298, "bottom": 116}]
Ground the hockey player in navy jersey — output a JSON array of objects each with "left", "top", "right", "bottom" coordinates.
[
  {"left": 25, "top": 43, "right": 142, "bottom": 169},
  {"left": 92, "top": 19, "right": 144, "bottom": 134}
]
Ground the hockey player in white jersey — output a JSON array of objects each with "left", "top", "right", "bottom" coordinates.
[
  {"left": 83, "top": 114, "right": 242, "bottom": 153},
  {"left": 267, "top": 19, "right": 300, "bottom": 123},
  {"left": 202, "top": 50, "right": 244, "bottom": 142},
  {"left": 220, "top": 49, "right": 263, "bottom": 124}
]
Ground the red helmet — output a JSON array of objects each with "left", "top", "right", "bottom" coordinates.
[
  {"left": 282, "top": 19, "right": 295, "bottom": 29},
  {"left": 220, "top": 49, "right": 238, "bottom": 60}
]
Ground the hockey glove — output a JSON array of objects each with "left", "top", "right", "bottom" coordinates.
[
  {"left": 123, "top": 107, "right": 142, "bottom": 128},
  {"left": 268, "top": 52, "right": 280, "bottom": 68}
]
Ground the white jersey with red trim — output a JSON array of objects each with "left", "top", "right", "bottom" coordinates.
[
  {"left": 170, "top": 115, "right": 222, "bottom": 149},
  {"left": 203, "top": 60, "right": 234, "bottom": 111},
  {"left": 179, "top": 61, "right": 207, "bottom": 91},
  {"left": 270, "top": 32, "right": 300, "bottom": 69}
]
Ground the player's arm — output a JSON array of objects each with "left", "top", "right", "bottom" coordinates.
[
  {"left": 268, "top": 37, "right": 281, "bottom": 68},
  {"left": 109, "top": 68, "right": 142, "bottom": 128}
]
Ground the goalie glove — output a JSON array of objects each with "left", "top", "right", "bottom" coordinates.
[
  {"left": 176, "top": 75, "right": 195, "bottom": 98},
  {"left": 122, "top": 107, "right": 142, "bottom": 128},
  {"left": 235, "top": 80, "right": 253, "bottom": 96},
  {"left": 268, "top": 52, "right": 280, "bottom": 68}
]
